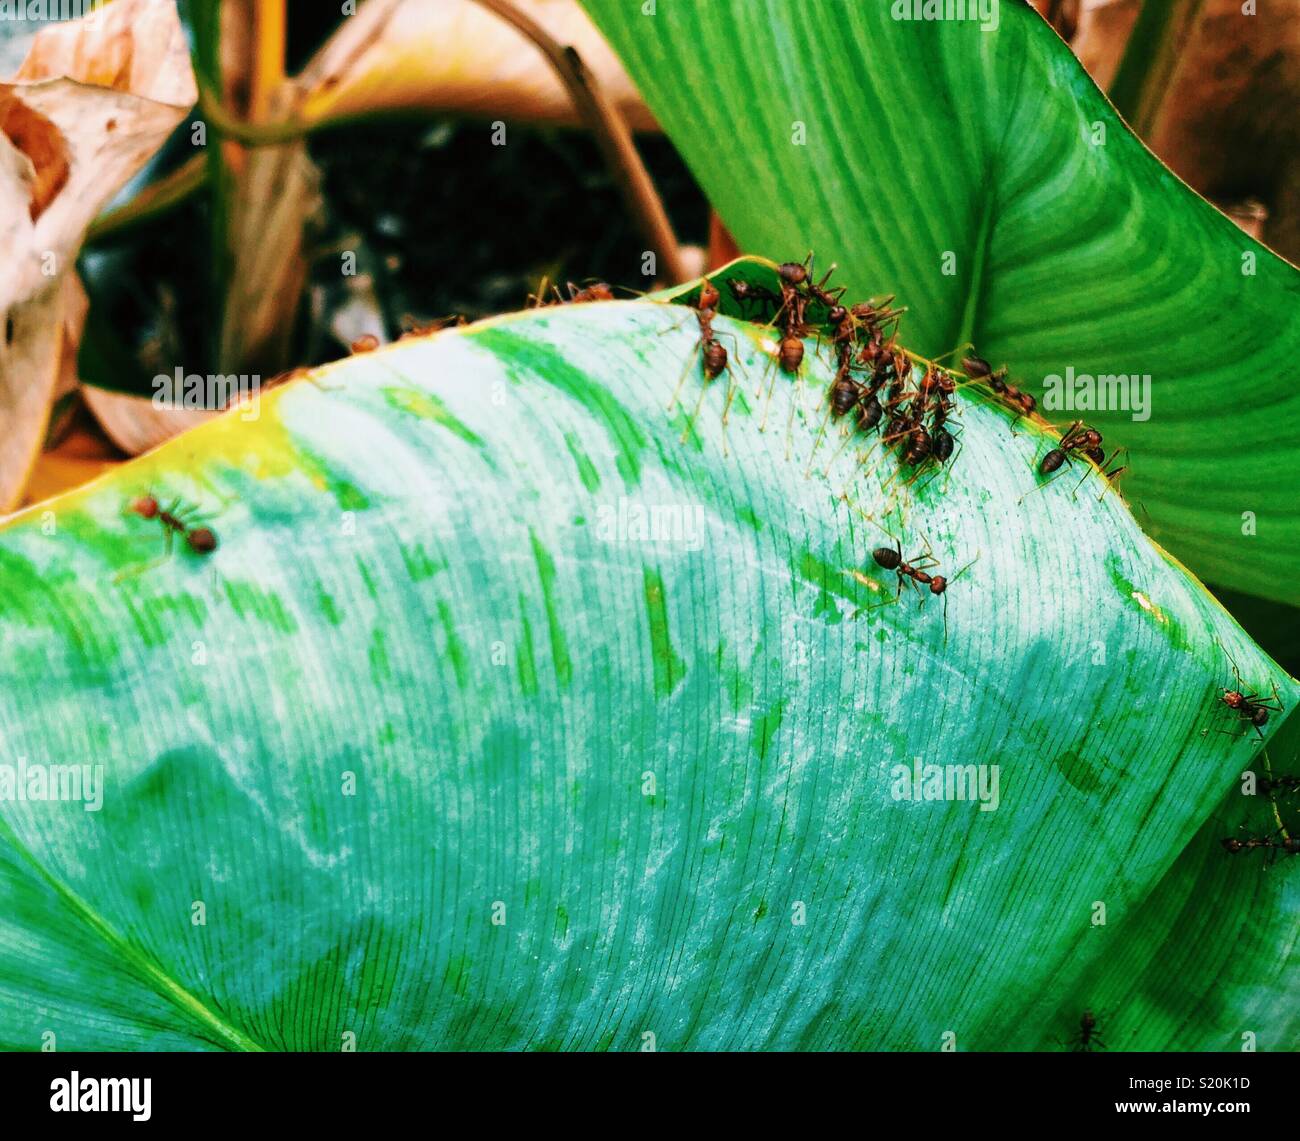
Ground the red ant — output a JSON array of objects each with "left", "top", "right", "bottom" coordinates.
[
  {"left": 1221, "top": 830, "right": 1300, "bottom": 857},
  {"left": 726, "top": 278, "right": 782, "bottom": 321},
  {"left": 929, "top": 371, "right": 959, "bottom": 464},
  {"left": 527, "top": 278, "right": 615, "bottom": 308},
  {"left": 666, "top": 277, "right": 740, "bottom": 440},
  {"left": 963, "top": 354, "right": 1035, "bottom": 420},
  {"left": 128, "top": 495, "right": 218, "bottom": 555},
  {"left": 565, "top": 281, "right": 615, "bottom": 304},
  {"left": 1217, "top": 647, "right": 1284, "bottom": 738},
  {"left": 868, "top": 536, "right": 978, "bottom": 640},
  {"left": 1021, "top": 421, "right": 1126, "bottom": 503},
  {"left": 1261, "top": 775, "right": 1300, "bottom": 796},
  {"left": 850, "top": 344, "right": 902, "bottom": 433},
  {"left": 1039, "top": 420, "right": 1104, "bottom": 475},
  {"left": 773, "top": 267, "right": 812, "bottom": 376}
]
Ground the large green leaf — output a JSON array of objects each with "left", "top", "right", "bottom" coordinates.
[
  {"left": 582, "top": 0, "right": 1300, "bottom": 608},
  {"left": 0, "top": 285, "right": 1293, "bottom": 1049}
]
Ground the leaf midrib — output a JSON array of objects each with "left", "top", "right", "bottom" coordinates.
[{"left": 0, "top": 816, "right": 263, "bottom": 1052}]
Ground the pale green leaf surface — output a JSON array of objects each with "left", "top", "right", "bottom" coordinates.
[{"left": 0, "top": 296, "right": 1293, "bottom": 1049}]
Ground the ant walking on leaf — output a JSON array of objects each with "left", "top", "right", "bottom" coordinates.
[
  {"left": 663, "top": 277, "right": 741, "bottom": 448},
  {"left": 117, "top": 493, "right": 221, "bottom": 582},
  {"left": 1213, "top": 644, "right": 1285, "bottom": 739},
  {"left": 861, "top": 531, "right": 980, "bottom": 642},
  {"left": 1067, "top": 1009, "right": 1106, "bottom": 1052}
]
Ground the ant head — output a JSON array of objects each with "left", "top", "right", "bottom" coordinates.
[
  {"left": 1284, "top": 837, "right": 1300, "bottom": 856},
  {"left": 350, "top": 334, "right": 380, "bottom": 354},
  {"left": 929, "top": 575, "right": 947, "bottom": 595},
  {"left": 697, "top": 281, "right": 720, "bottom": 310},
  {"left": 827, "top": 304, "right": 847, "bottom": 325},
  {"left": 130, "top": 496, "right": 160, "bottom": 519},
  {"left": 1221, "top": 837, "right": 1245, "bottom": 853}
]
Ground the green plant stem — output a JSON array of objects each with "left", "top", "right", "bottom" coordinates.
[{"left": 86, "top": 156, "right": 208, "bottom": 244}]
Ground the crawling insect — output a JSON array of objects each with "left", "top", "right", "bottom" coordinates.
[
  {"left": 1069, "top": 1010, "right": 1106, "bottom": 1052},
  {"left": 1217, "top": 647, "right": 1285, "bottom": 738},
  {"left": 869, "top": 537, "right": 979, "bottom": 641},
  {"left": 1221, "top": 830, "right": 1300, "bottom": 857},
  {"left": 565, "top": 281, "right": 615, "bottom": 304},
  {"left": 129, "top": 495, "right": 218, "bottom": 556}
]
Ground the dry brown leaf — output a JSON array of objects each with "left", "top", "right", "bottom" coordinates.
[
  {"left": 0, "top": 0, "right": 196, "bottom": 510},
  {"left": 80, "top": 385, "right": 216, "bottom": 458},
  {"left": 1142, "top": 0, "right": 1300, "bottom": 264},
  {"left": 297, "top": 0, "right": 654, "bottom": 131},
  {"left": 218, "top": 84, "right": 322, "bottom": 376},
  {"left": 19, "top": 415, "right": 122, "bottom": 510}
]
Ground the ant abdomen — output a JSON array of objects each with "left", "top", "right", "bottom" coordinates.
[
  {"left": 779, "top": 336, "right": 804, "bottom": 374},
  {"left": 187, "top": 528, "right": 219, "bottom": 554},
  {"left": 858, "top": 395, "right": 883, "bottom": 431},
  {"left": 831, "top": 376, "right": 860, "bottom": 416},
  {"left": 872, "top": 546, "right": 902, "bottom": 571},
  {"left": 1040, "top": 448, "right": 1066, "bottom": 475},
  {"left": 703, "top": 341, "right": 728, "bottom": 380},
  {"left": 932, "top": 427, "right": 955, "bottom": 463}
]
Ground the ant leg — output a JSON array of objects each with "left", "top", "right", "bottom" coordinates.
[
  {"left": 785, "top": 370, "right": 807, "bottom": 461},
  {"left": 804, "top": 399, "right": 837, "bottom": 477},
  {"left": 114, "top": 522, "right": 178, "bottom": 584},
  {"left": 832, "top": 434, "right": 877, "bottom": 490},
  {"left": 682, "top": 379, "right": 711, "bottom": 446},
  {"left": 1096, "top": 467, "right": 1128, "bottom": 503},
  {"left": 666, "top": 340, "right": 703, "bottom": 412},
  {"left": 656, "top": 309, "right": 697, "bottom": 339},
  {"left": 1016, "top": 463, "right": 1069, "bottom": 506},
  {"left": 758, "top": 352, "right": 790, "bottom": 434}
]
